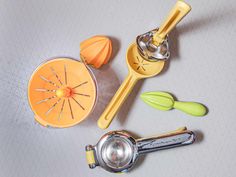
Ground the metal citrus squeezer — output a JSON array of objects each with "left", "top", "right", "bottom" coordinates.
[
  {"left": 97, "top": 0, "right": 191, "bottom": 129},
  {"left": 86, "top": 127, "right": 195, "bottom": 173}
]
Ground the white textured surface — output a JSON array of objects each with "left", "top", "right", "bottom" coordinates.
[{"left": 0, "top": 0, "right": 236, "bottom": 177}]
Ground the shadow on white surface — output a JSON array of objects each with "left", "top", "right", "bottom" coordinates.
[
  {"left": 193, "top": 130, "right": 204, "bottom": 144},
  {"left": 117, "top": 80, "right": 144, "bottom": 126},
  {"left": 81, "top": 37, "right": 121, "bottom": 126}
]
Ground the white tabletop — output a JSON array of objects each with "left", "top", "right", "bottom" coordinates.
[{"left": 0, "top": 0, "right": 236, "bottom": 177}]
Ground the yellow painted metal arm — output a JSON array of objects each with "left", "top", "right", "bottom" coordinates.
[{"left": 153, "top": 0, "right": 191, "bottom": 45}]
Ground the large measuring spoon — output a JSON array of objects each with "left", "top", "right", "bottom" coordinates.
[{"left": 97, "top": 1, "right": 191, "bottom": 129}]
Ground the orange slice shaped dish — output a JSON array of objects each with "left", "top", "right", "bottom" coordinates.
[{"left": 28, "top": 58, "right": 97, "bottom": 128}]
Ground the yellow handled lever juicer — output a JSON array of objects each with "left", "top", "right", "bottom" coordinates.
[{"left": 97, "top": 0, "right": 191, "bottom": 129}]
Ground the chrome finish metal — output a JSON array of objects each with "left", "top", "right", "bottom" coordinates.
[
  {"left": 136, "top": 28, "right": 170, "bottom": 62},
  {"left": 95, "top": 131, "right": 138, "bottom": 173},
  {"left": 85, "top": 128, "right": 195, "bottom": 173},
  {"left": 101, "top": 136, "right": 133, "bottom": 169},
  {"left": 137, "top": 131, "right": 195, "bottom": 154}
]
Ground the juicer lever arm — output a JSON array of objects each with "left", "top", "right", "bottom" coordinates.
[
  {"left": 136, "top": 127, "right": 195, "bottom": 154},
  {"left": 153, "top": 0, "right": 191, "bottom": 46},
  {"left": 97, "top": 73, "right": 138, "bottom": 129}
]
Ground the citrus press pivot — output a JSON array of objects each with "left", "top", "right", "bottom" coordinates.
[
  {"left": 85, "top": 127, "right": 195, "bottom": 173},
  {"left": 137, "top": 28, "right": 170, "bottom": 61},
  {"left": 136, "top": 0, "right": 191, "bottom": 61}
]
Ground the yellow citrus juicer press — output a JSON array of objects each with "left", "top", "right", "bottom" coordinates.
[
  {"left": 28, "top": 36, "right": 112, "bottom": 128},
  {"left": 98, "top": 0, "right": 191, "bottom": 129}
]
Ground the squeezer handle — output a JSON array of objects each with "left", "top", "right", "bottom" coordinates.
[
  {"left": 153, "top": 0, "right": 191, "bottom": 45},
  {"left": 137, "top": 127, "right": 195, "bottom": 154},
  {"left": 97, "top": 73, "right": 138, "bottom": 129}
]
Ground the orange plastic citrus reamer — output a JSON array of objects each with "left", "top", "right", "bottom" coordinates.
[{"left": 28, "top": 58, "right": 97, "bottom": 128}]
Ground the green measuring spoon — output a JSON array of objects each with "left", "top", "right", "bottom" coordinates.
[{"left": 140, "top": 91, "right": 207, "bottom": 117}]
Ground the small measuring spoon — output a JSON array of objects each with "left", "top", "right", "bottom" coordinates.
[
  {"left": 97, "top": 1, "right": 191, "bottom": 129},
  {"left": 85, "top": 127, "right": 195, "bottom": 173}
]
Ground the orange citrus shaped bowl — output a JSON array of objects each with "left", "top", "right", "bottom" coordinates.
[{"left": 28, "top": 58, "right": 97, "bottom": 128}]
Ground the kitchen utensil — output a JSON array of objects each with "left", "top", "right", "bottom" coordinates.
[
  {"left": 97, "top": 44, "right": 165, "bottom": 129},
  {"left": 80, "top": 35, "right": 112, "bottom": 68},
  {"left": 141, "top": 91, "right": 207, "bottom": 116},
  {"left": 85, "top": 127, "right": 195, "bottom": 173},
  {"left": 97, "top": 1, "right": 191, "bottom": 129},
  {"left": 137, "top": 29, "right": 170, "bottom": 61},
  {"left": 28, "top": 58, "right": 97, "bottom": 128},
  {"left": 137, "top": 0, "right": 191, "bottom": 61}
]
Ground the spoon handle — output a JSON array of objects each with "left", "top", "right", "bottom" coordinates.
[
  {"left": 174, "top": 101, "right": 207, "bottom": 116},
  {"left": 153, "top": 0, "right": 191, "bottom": 45},
  {"left": 97, "top": 73, "right": 139, "bottom": 129}
]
